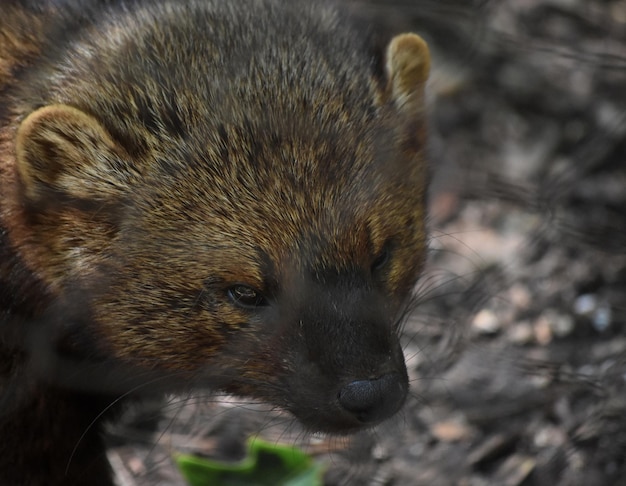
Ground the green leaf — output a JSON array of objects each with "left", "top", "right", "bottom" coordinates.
[{"left": 175, "top": 437, "right": 325, "bottom": 486}]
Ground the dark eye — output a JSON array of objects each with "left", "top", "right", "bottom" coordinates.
[
  {"left": 227, "top": 284, "right": 268, "bottom": 309},
  {"left": 372, "top": 245, "right": 391, "bottom": 273}
]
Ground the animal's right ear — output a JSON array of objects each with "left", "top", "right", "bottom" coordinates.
[
  {"left": 15, "top": 104, "right": 131, "bottom": 208},
  {"left": 381, "top": 33, "right": 431, "bottom": 115}
]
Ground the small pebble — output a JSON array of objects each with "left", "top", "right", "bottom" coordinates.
[
  {"left": 547, "top": 310, "right": 574, "bottom": 337},
  {"left": 534, "top": 316, "right": 552, "bottom": 345},
  {"left": 574, "top": 293, "right": 596, "bottom": 316},
  {"left": 508, "top": 321, "right": 534, "bottom": 344},
  {"left": 592, "top": 304, "right": 612, "bottom": 332},
  {"left": 508, "top": 284, "right": 532, "bottom": 311},
  {"left": 534, "top": 425, "right": 566, "bottom": 448},
  {"left": 472, "top": 309, "right": 501, "bottom": 334},
  {"left": 372, "top": 443, "right": 389, "bottom": 461},
  {"left": 431, "top": 419, "right": 474, "bottom": 442}
]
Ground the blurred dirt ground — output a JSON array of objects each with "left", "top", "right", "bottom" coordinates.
[{"left": 108, "top": 1, "right": 626, "bottom": 484}]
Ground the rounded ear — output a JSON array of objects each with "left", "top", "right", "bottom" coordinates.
[
  {"left": 384, "top": 33, "right": 431, "bottom": 113},
  {"left": 15, "top": 104, "right": 130, "bottom": 205}
]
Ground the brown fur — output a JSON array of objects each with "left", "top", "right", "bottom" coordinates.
[{"left": 0, "top": 1, "right": 430, "bottom": 484}]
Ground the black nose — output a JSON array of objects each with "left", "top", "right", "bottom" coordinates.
[{"left": 337, "top": 373, "right": 407, "bottom": 424}]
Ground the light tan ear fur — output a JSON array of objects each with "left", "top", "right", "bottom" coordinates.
[
  {"left": 385, "top": 33, "right": 431, "bottom": 113},
  {"left": 15, "top": 104, "right": 128, "bottom": 203}
]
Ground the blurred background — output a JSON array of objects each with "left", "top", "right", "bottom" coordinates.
[{"left": 108, "top": 1, "right": 626, "bottom": 484}]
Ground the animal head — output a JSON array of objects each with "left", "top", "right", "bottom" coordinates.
[{"left": 8, "top": 1, "right": 430, "bottom": 432}]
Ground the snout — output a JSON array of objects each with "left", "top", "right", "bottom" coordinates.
[
  {"left": 277, "top": 272, "right": 411, "bottom": 432},
  {"left": 284, "top": 361, "right": 409, "bottom": 433},
  {"left": 337, "top": 372, "right": 408, "bottom": 425}
]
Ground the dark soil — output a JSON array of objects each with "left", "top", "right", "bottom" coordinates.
[{"left": 108, "top": 1, "right": 626, "bottom": 484}]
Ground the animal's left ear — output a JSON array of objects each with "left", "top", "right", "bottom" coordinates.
[
  {"left": 15, "top": 104, "right": 131, "bottom": 207},
  {"left": 382, "top": 33, "right": 431, "bottom": 115}
]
